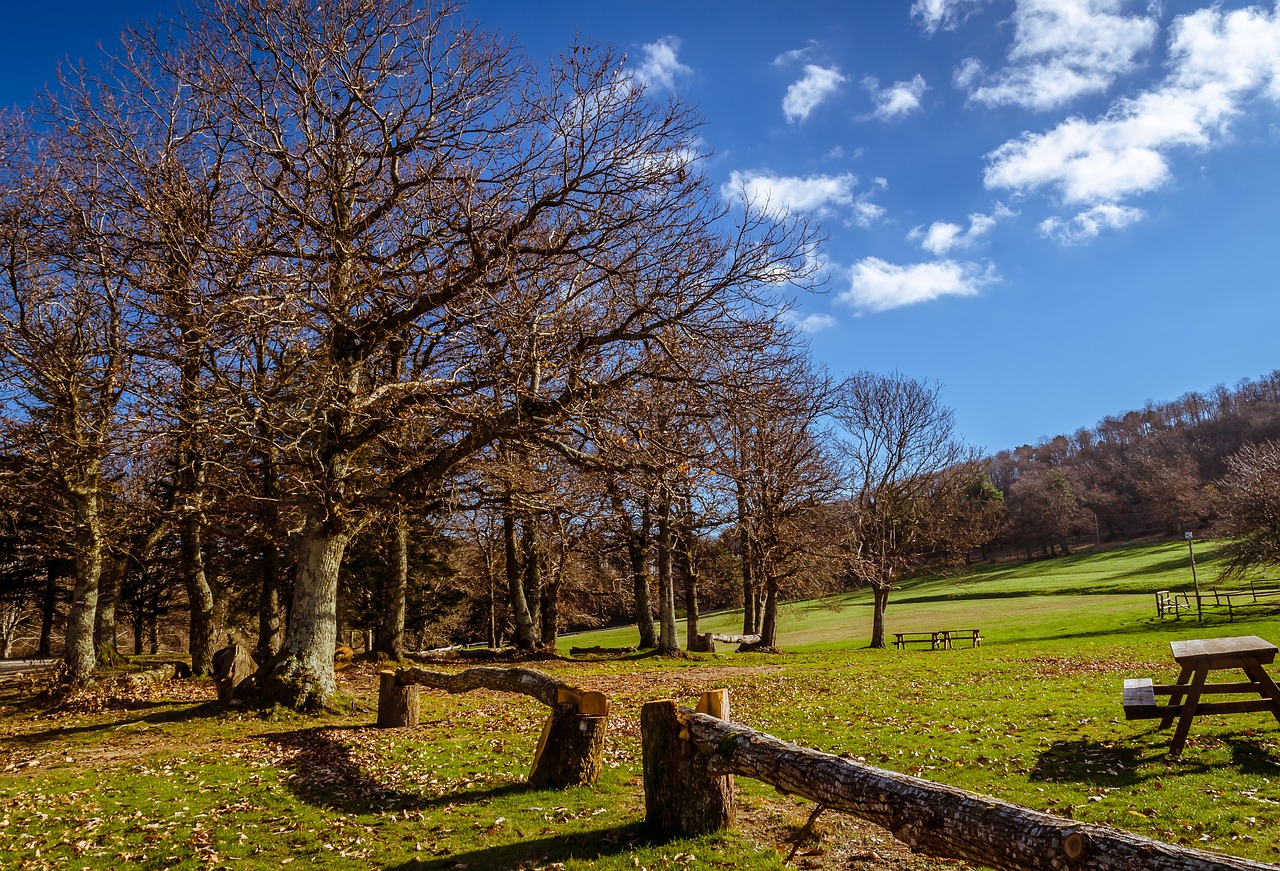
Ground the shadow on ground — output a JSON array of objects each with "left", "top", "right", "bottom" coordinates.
[
  {"left": 261, "top": 726, "right": 537, "bottom": 813},
  {"left": 2, "top": 700, "right": 219, "bottom": 748},
  {"left": 1030, "top": 740, "right": 1150, "bottom": 785},
  {"left": 385, "top": 822, "right": 657, "bottom": 870}
]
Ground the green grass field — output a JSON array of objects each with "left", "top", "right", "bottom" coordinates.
[{"left": 3, "top": 538, "right": 1280, "bottom": 870}]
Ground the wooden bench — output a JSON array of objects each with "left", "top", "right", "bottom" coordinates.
[{"left": 1122, "top": 678, "right": 1161, "bottom": 720}]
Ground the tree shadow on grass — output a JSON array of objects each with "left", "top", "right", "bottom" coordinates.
[
  {"left": 384, "top": 822, "right": 659, "bottom": 870},
  {"left": 260, "top": 727, "right": 534, "bottom": 814},
  {"left": 3, "top": 700, "right": 221, "bottom": 748},
  {"left": 1030, "top": 740, "right": 1153, "bottom": 786}
]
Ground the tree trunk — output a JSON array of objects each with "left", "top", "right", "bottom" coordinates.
[
  {"left": 737, "top": 489, "right": 756, "bottom": 636},
  {"left": 540, "top": 566, "right": 560, "bottom": 650},
  {"left": 257, "top": 537, "right": 286, "bottom": 661},
  {"left": 679, "top": 711, "right": 1273, "bottom": 871},
  {"left": 521, "top": 514, "right": 542, "bottom": 642},
  {"left": 629, "top": 523, "right": 657, "bottom": 649},
  {"left": 183, "top": 518, "right": 217, "bottom": 676},
  {"left": 38, "top": 557, "right": 67, "bottom": 657},
  {"left": 870, "top": 584, "right": 890, "bottom": 649},
  {"left": 94, "top": 554, "right": 124, "bottom": 665},
  {"left": 656, "top": 488, "right": 679, "bottom": 654},
  {"left": 375, "top": 510, "right": 408, "bottom": 660},
  {"left": 504, "top": 508, "right": 538, "bottom": 650},
  {"left": 641, "top": 699, "right": 735, "bottom": 836},
  {"left": 680, "top": 529, "right": 700, "bottom": 650},
  {"left": 64, "top": 492, "right": 105, "bottom": 685},
  {"left": 759, "top": 569, "right": 779, "bottom": 648},
  {"left": 259, "top": 526, "right": 348, "bottom": 708}
]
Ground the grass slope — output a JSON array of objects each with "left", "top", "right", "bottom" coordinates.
[{"left": 3, "top": 539, "right": 1280, "bottom": 869}]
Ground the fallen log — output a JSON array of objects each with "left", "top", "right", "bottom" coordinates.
[
  {"left": 390, "top": 666, "right": 609, "bottom": 789},
  {"left": 121, "top": 663, "right": 178, "bottom": 688},
  {"left": 712, "top": 634, "right": 761, "bottom": 645},
  {"left": 569, "top": 645, "right": 637, "bottom": 656},
  {"left": 675, "top": 709, "right": 1274, "bottom": 871}
]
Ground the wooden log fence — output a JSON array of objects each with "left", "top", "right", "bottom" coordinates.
[
  {"left": 641, "top": 692, "right": 1275, "bottom": 871},
  {"left": 384, "top": 666, "right": 609, "bottom": 789}
]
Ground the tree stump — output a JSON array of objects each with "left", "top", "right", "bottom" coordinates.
[
  {"left": 687, "top": 633, "right": 715, "bottom": 653},
  {"left": 212, "top": 642, "right": 257, "bottom": 703},
  {"left": 377, "top": 670, "right": 420, "bottom": 728},
  {"left": 641, "top": 698, "right": 734, "bottom": 836},
  {"left": 528, "top": 688, "right": 609, "bottom": 788}
]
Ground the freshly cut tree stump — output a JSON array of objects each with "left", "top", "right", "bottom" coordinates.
[
  {"left": 377, "top": 670, "right": 420, "bottom": 727},
  {"left": 641, "top": 699, "right": 734, "bottom": 836},
  {"left": 528, "top": 694, "right": 608, "bottom": 788}
]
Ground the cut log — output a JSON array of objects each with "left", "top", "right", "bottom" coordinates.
[
  {"left": 569, "top": 645, "right": 637, "bottom": 656},
  {"left": 711, "top": 634, "right": 761, "bottom": 645},
  {"left": 528, "top": 700, "right": 609, "bottom": 788},
  {"left": 678, "top": 710, "right": 1275, "bottom": 871},
  {"left": 641, "top": 699, "right": 734, "bottom": 836},
  {"left": 395, "top": 665, "right": 565, "bottom": 706},
  {"left": 395, "top": 665, "right": 609, "bottom": 788},
  {"left": 122, "top": 664, "right": 178, "bottom": 688},
  {"left": 686, "top": 633, "right": 715, "bottom": 653},
  {"left": 377, "top": 669, "right": 420, "bottom": 728},
  {"left": 212, "top": 641, "right": 258, "bottom": 703}
]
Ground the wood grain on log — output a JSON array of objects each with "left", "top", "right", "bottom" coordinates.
[{"left": 679, "top": 711, "right": 1274, "bottom": 871}]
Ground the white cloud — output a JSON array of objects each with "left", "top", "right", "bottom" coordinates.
[
  {"left": 784, "top": 65, "right": 846, "bottom": 123},
  {"left": 773, "top": 42, "right": 820, "bottom": 67},
  {"left": 840, "top": 258, "right": 993, "bottom": 313},
  {"left": 724, "top": 171, "right": 855, "bottom": 215},
  {"left": 909, "top": 205, "right": 1011, "bottom": 255},
  {"left": 634, "top": 36, "right": 692, "bottom": 90},
  {"left": 790, "top": 312, "right": 838, "bottom": 333},
  {"left": 912, "top": 0, "right": 988, "bottom": 34},
  {"left": 1039, "top": 203, "right": 1145, "bottom": 242},
  {"left": 964, "top": 0, "right": 1158, "bottom": 110},
  {"left": 985, "top": 5, "right": 1280, "bottom": 209},
  {"left": 865, "top": 74, "right": 928, "bottom": 120},
  {"left": 723, "top": 170, "right": 888, "bottom": 227}
]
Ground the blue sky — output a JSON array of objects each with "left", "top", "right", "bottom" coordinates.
[{"left": 4, "top": 1, "right": 1280, "bottom": 453}]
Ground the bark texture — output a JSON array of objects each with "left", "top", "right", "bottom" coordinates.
[
  {"left": 680, "top": 711, "right": 1275, "bottom": 871},
  {"left": 377, "top": 669, "right": 420, "bottom": 727},
  {"left": 528, "top": 700, "right": 608, "bottom": 788},
  {"left": 395, "top": 665, "right": 566, "bottom": 706},
  {"left": 641, "top": 700, "right": 735, "bottom": 836}
]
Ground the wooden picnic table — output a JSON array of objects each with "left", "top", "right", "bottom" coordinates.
[{"left": 1124, "top": 635, "right": 1280, "bottom": 757}]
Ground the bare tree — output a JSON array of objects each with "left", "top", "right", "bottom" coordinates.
[
  {"left": 0, "top": 113, "right": 137, "bottom": 684},
  {"left": 182, "top": 0, "right": 812, "bottom": 706},
  {"left": 835, "top": 371, "right": 980, "bottom": 649},
  {"left": 1212, "top": 439, "right": 1280, "bottom": 581}
]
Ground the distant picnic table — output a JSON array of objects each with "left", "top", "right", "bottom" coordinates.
[{"left": 892, "top": 629, "right": 982, "bottom": 650}]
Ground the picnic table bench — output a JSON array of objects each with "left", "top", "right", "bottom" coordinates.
[
  {"left": 1123, "top": 635, "right": 1280, "bottom": 756},
  {"left": 892, "top": 629, "right": 982, "bottom": 650},
  {"left": 1155, "top": 589, "right": 1193, "bottom": 619}
]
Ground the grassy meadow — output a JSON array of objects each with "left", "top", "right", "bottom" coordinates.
[{"left": 4, "top": 538, "right": 1280, "bottom": 870}]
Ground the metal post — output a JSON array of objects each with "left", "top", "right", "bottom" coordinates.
[{"left": 1186, "top": 531, "right": 1202, "bottom": 623}]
